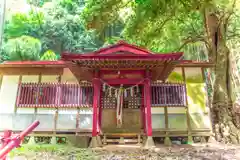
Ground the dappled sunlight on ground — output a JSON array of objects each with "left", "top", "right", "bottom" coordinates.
[{"left": 10, "top": 142, "right": 240, "bottom": 160}]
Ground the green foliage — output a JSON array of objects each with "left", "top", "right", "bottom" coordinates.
[
  {"left": 103, "top": 36, "right": 123, "bottom": 46},
  {"left": 27, "top": 0, "right": 51, "bottom": 7},
  {"left": 168, "top": 72, "right": 184, "bottom": 82},
  {"left": 81, "top": 0, "right": 207, "bottom": 53},
  {"left": 4, "top": 11, "right": 44, "bottom": 40},
  {"left": 81, "top": 0, "right": 239, "bottom": 55},
  {"left": 2, "top": 0, "right": 103, "bottom": 62},
  {"left": 59, "top": 0, "right": 85, "bottom": 14},
  {"left": 40, "top": 50, "right": 58, "bottom": 60},
  {"left": 41, "top": 2, "right": 103, "bottom": 53},
  {"left": 2, "top": 36, "right": 41, "bottom": 61},
  {"left": 0, "top": 48, "right": 9, "bottom": 63}
]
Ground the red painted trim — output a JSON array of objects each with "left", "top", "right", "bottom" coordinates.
[
  {"left": 61, "top": 53, "right": 183, "bottom": 61},
  {"left": 103, "top": 78, "right": 145, "bottom": 85},
  {"left": 92, "top": 78, "right": 100, "bottom": 137},
  {"left": 0, "top": 60, "right": 214, "bottom": 67},
  {"left": 144, "top": 78, "right": 153, "bottom": 136},
  {"left": 100, "top": 70, "right": 145, "bottom": 75}
]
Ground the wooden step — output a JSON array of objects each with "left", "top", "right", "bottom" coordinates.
[
  {"left": 102, "top": 134, "right": 142, "bottom": 144},
  {"left": 105, "top": 138, "right": 140, "bottom": 144},
  {"left": 104, "top": 133, "right": 140, "bottom": 138}
]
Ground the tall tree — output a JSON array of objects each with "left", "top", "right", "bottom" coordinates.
[
  {"left": 82, "top": 0, "right": 240, "bottom": 143},
  {"left": 2, "top": 0, "right": 103, "bottom": 61}
]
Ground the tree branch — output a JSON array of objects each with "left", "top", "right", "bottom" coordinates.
[
  {"left": 177, "top": 35, "right": 209, "bottom": 52},
  {"left": 227, "top": 33, "right": 240, "bottom": 40},
  {"left": 224, "top": 0, "right": 237, "bottom": 32}
]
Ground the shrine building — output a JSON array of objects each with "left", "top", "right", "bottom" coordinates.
[{"left": 0, "top": 41, "right": 214, "bottom": 147}]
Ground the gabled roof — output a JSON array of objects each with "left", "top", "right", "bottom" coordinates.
[
  {"left": 61, "top": 40, "right": 183, "bottom": 60},
  {"left": 64, "top": 40, "right": 156, "bottom": 56}
]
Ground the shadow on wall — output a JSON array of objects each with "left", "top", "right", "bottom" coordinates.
[
  {"left": 187, "top": 83, "right": 210, "bottom": 129},
  {"left": 187, "top": 83, "right": 205, "bottom": 111}
]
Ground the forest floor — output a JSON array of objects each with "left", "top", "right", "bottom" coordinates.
[{"left": 9, "top": 142, "right": 240, "bottom": 160}]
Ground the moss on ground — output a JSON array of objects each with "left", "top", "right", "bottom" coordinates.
[{"left": 9, "top": 144, "right": 96, "bottom": 160}]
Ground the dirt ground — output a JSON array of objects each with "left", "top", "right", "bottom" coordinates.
[{"left": 10, "top": 142, "right": 240, "bottom": 160}]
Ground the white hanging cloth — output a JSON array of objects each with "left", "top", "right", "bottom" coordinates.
[{"left": 116, "top": 85, "right": 124, "bottom": 128}]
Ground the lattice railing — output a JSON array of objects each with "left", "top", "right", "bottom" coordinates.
[
  {"left": 151, "top": 83, "right": 187, "bottom": 107},
  {"left": 17, "top": 83, "right": 93, "bottom": 108},
  {"left": 17, "top": 82, "right": 187, "bottom": 108}
]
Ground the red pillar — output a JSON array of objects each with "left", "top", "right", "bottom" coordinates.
[
  {"left": 144, "top": 78, "right": 152, "bottom": 136},
  {"left": 92, "top": 77, "right": 100, "bottom": 137},
  {"left": 141, "top": 86, "right": 146, "bottom": 133},
  {"left": 98, "top": 89, "right": 102, "bottom": 133}
]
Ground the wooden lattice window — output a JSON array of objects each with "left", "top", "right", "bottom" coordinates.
[
  {"left": 101, "top": 86, "right": 142, "bottom": 109},
  {"left": 17, "top": 83, "right": 93, "bottom": 108},
  {"left": 151, "top": 83, "right": 187, "bottom": 107}
]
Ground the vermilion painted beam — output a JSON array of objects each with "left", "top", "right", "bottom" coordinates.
[
  {"left": 61, "top": 53, "right": 183, "bottom": 61},
  {"left": 103, "top": 78, "right": 145, "bottom": 85},
  {"left": 100, "top": 70, "right": 145, "bottom": 75}
]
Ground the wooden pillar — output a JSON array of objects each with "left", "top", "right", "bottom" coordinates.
[
  {"left": 54, "top": 75, "right": 61, "bottom": 134},
  {"left": 34, "top": 74, "right": 42, "bottom": 118},
  {"left": 0, "top": 74, "right": 3, "bottom": 90},
  {"left": 164, "top": 106, "right": 171, "bottom": 145},
  {"left": 143, "top": 71, "right": 155, "bottom": 148},
  {"left": 76, "top": 107, "right": 80, "bottom": 133},
  {"left": 14, "top": 75, "right": 22, "bottom": 113},
  {"left": 182, "top": 67, "right": 193, "bottom": 144}
]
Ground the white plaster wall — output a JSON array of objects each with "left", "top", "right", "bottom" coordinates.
[
  {"left": 79, "top": 108, "right": 92, "bottom": 129},
  {"left": 151, "top": 107, "right": 164, "bottom": 114},
  {"left": 0, "top": 75, "right": 19, "bottom": 114},
  {"left": 58, "top": 109, "right": 77, "bottom": 130},
  {"left": 152, "top": 114, "right": 165, "bottom": 129},
  {"left": 61, "top": 68, "right": 78, "bottom": 83},
  {"left": 57, "top": 108, "right": 93, "bottom": 130},
  {"left": 0, "top": 76, "right": 19, "bottom": 130}
]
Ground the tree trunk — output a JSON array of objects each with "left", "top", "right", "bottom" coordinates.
[{"left": 204, "top": 10, "right": 240, "bottom": 143}]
